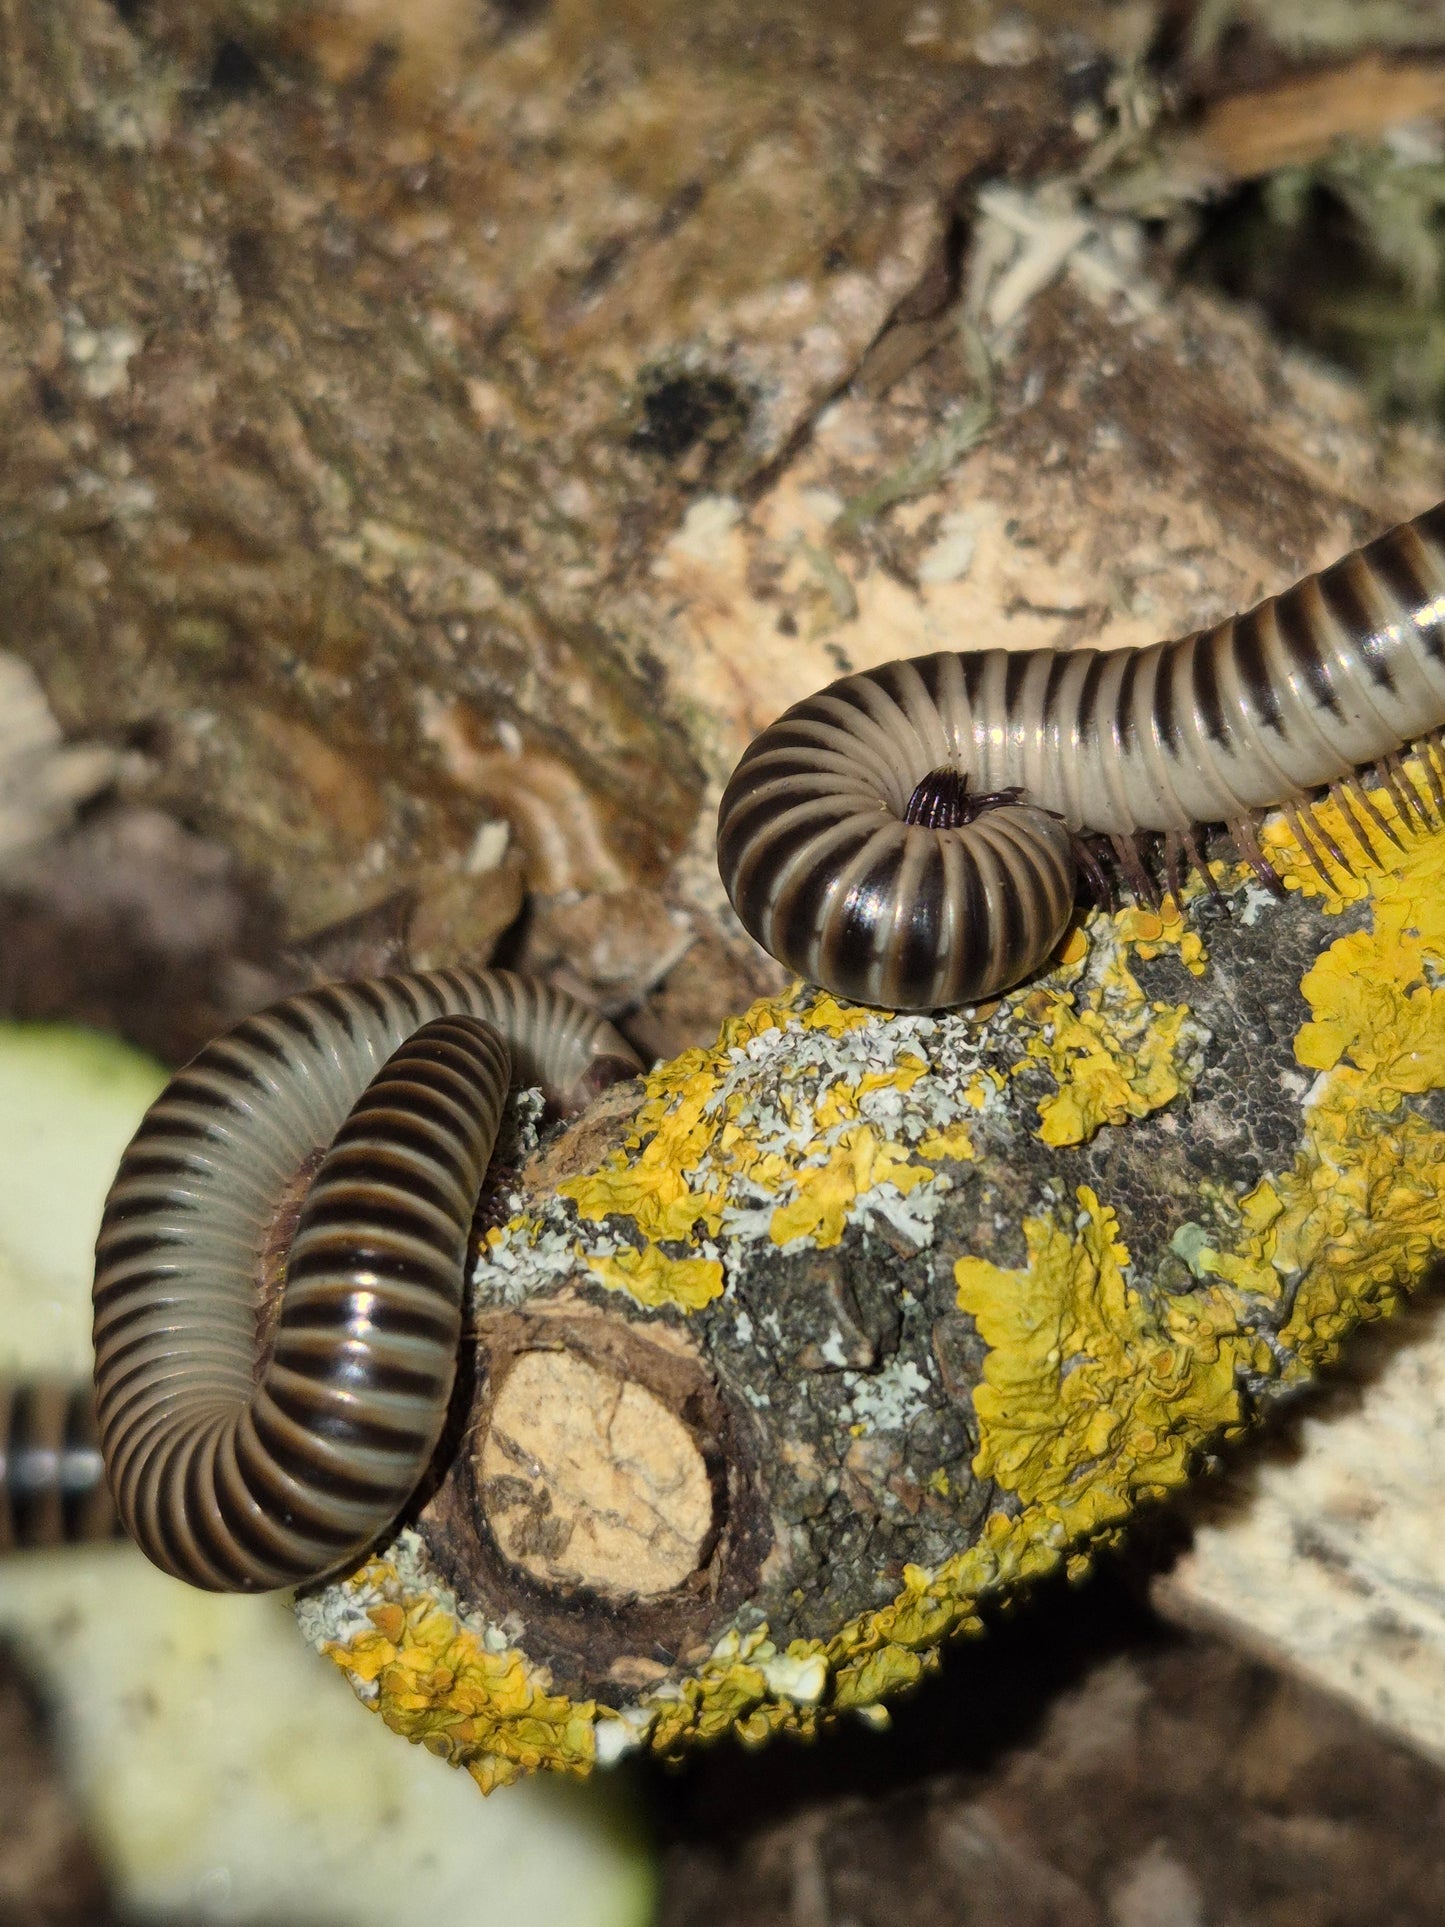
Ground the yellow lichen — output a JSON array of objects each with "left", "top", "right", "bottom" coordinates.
[
  {"left": 1212, "top": 821, "right": 1445, "bottom": 1372},
  {"left": 1176, "top": 1178, "right": 1288, "bottom": 1303},
  {"left": 954, "top": 1187, "right": 1256, "bottom": 1534},
  {"left": 320, "top": 1559, "right": 597, "bottom": 1793},
  {"left": 767, "top": 1123, "right": 934, "bottom": 1248},
  {"left": 1058, "top": 927, "right": 1090, "bottom": 967},
  {"left": 583, "top": 1243, "right": 725, "bottom": 1309},
  {"left": 915, "top": 1122, "right": 976, "bottom": 1161},
  {"left": 1113, "top": 899, "right": 1210, "bottom": 974},
  {"left": 1018, "top": 917, "right": 1204, "bottom": 1147},
  {"left": 552, "top": 987, "right": 957, "bottom": 1300}
]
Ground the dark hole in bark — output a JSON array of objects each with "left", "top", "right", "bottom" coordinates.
[
  {"left": 208, "top": 38, "right": 266, "bottom": 97},
  {"left": 631, "top": 372, "right": 750, "bottom": 463}
]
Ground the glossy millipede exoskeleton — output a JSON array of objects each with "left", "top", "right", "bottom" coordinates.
[
  {"left": 0, "top": 1378, "right": 121, "bottom": 1551},
  {"left": 718, "top": 501, "right": 1445, "bottom": 1009},
  {"left": 91, "top": 968, "right": 639, "bottom": 1593}
]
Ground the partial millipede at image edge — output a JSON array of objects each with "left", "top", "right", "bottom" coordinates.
[
  {"left": 91, "top": 969, "right": 639, "bottom": 1592},
  {"left": 0, "top": 1378, "right": 120, "bottom": 1550},
  {"left": 718, "top": 501, "right": 1445, "bottom": 1009}
]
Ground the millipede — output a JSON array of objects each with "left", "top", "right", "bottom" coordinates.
[
  {"left": 0, "top": 1378, "right": 120, "bottom": 1551},
  {"left": 718, "top": 500, "right": 1445, "bottom": 1010},
  {"left": 91, "top": 969, "right": 639, "bottom": 1593}
]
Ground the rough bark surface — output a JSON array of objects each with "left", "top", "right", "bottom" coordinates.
[{"left": 0, "top": 0, "right": 1091, "bottom": 1029}]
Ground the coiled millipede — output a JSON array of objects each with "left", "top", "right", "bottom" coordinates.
[
  {"left": 718, "top": 500, "right": 1445, "bottom": 1010},
  {"left": 92, "top": 969, "right": 639, "bottom": 1593},
  {"left": 1, "top": 1379, "right": 120, "bottom": 1551}
]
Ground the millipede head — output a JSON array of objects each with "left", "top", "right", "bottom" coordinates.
[{"left": 903, "top": 767, "right": 1024, "bottom": 830}]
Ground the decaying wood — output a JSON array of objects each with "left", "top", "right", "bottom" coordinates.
[
  {"left": 1181, "top": 53, "right": 1445, "bottom": 183},
  {"left": 0, "top": 0, "right": 1094, "bottom": 1037}
]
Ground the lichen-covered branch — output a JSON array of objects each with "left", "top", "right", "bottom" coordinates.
[{"left": 299, "top": 783, "right": 1445, "bottom": 1791}]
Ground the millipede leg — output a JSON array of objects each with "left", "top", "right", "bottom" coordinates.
[
  {"left": 1183, "top": 828, "right": 1227, "bottom": 906},
  {"left": 1411, "top": 733, "right": 1445, "bottom": 821},
  {"left": 1329, "top": 780, "right": 1383, "bottom": 866},
  {"left": 1109, "top": 832, "right": 1160, "bottom": 908},
  {"left": 1283, "top": 801, "right": 1341, "bottom": 889},
  {"left": 1228, "top": 815, "right": 1284, "bottom": 896},
  {"left": 1070, "top": 833, "right": 1114, "bottom": 909},
  {"left": 1162, "top": 830, "right": 1187, "bottom": 911},
  {"left": 1345, "top": 770, "right": 1406, "bottom": 851},
  {"left": 1381, "top": 752, "right": 1428, "bottom": 832},
  {"left": 1300, "top": 798, "right": 1351, "bottom": 877},
  {"left": 1425, "top": 724, "right": 1445, "bottom": 809}
]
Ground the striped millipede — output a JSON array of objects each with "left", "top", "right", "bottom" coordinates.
[
  {"left": 718, "top": 500, "right": 1445, "bottom": 1010},
  {"left": 92, "top": 969, "right": 640, "bottom": 1593},
  {"left": 0, "top": 1379, "right": 120, "bottom": 1551}
]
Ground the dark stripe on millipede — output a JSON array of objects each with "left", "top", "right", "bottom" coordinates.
[
  {"left": 1274, "top": 587, "right": 1345, "bottom": 721},
  {"left": 1153, "top": 643, "right": 1183, "bottom": 754},
  {"left": 1074, "top": 653, "right": 1109, "bottom": 745},
  {"left": 256, "top": 1384, "right": 440, "bottom": 1466},
  {"left": 1003, "top": 651, "right": 1032, "bottom": 722},
  {"left": 219, "top": 1025, "right": 302, "bottom": 1072},
  {"left": 1040, "top": 651, "right": 1074, "bottom": 739},
  {"left": 1190, "top": 634, "right": 1230, "bottom": 746},
  {"left": 959, "top": 654, "right": 988, "bottom": 708},
  {"left": 266, "top": 1002, "right": 330, "bottom": 1051},
  {"left": 1369, "top": 526, "right": 1434, "bottom": 619},
  {"left": 342, "top": 1070, "right": 491, "bottom": 1145},
  {"left": 277, "top": 1293, "right": 460, "bottom": 1345},
  {"left": 772, "top": 826, "right": 870, "bottom": 967},
  {"left": 733, "top": 810, "right": 849, "bottom": 915},
  {"left": 911, "top": 652, "right": 950, "bottom": 709},
  {"left": 991, "top": 840, "right": 1029, "bottom": 984},
  {"left": 1231, "top": 607, "right": 1284, "bottom": 731},
  {"left": 825, "top": 840, "right": 904, "bottom": 990},
  {"left": 346, "top": 979, "right": 396, "bottom": 1027},
  {"left": 890, "top": 840, "right": 946, "bottom": 1006},
  {"left": 1114, "top": 651, "right": 1142, "bottom": 753},
  {"left": 1367, "top": 532, "right": 1445, "bottom": 666},
  {"left": 289, "top": 1185, "right": 467, "bottom": 1244},
  {"left": 5, "top": 1386, "right": 40, "bottom": 1544},
  {"left": 315, "top": 1117, "right": 480, "bottom": 1193},
  {"left": 127, "top": 1110, "right": 224, "bottom": 1146}
]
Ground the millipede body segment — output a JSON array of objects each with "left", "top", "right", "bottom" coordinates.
[
  {"left": 718, "top": 501, "right": 1445, "bottom": 1009},
  {"left": 92, "top": 969, "right": 639, "bottom": 1593},
  {"left": 0, "top": 1378, "right": 119, "bottom": 1551}
]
